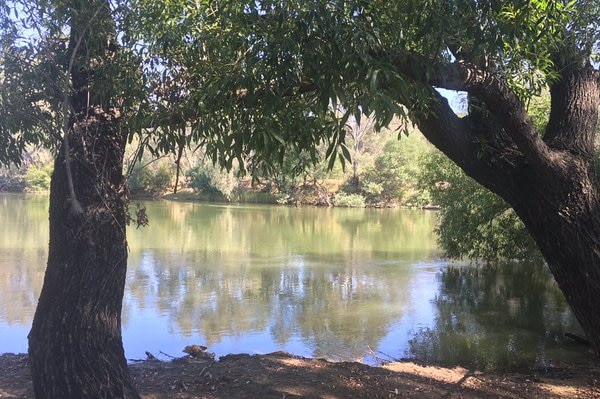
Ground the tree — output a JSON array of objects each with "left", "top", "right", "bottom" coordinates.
[
  {"left": 131, "top": 0, "right": 600, "bottom": 358},
  {"left": 1, "top": 0, "right": 142, "bottom": 396},
  {"left": 344, "top": 111, "right": 375, "bottom": 187},
  {"left": 362, "top": 134, "right": 430, "bottom": 206}
]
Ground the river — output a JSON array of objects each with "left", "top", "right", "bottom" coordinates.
[{"left": 0, "top": 193, "right": 593, "bottom": 371}]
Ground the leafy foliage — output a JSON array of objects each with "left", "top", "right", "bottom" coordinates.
[
  {"left": 3, "top": 0, "right": 598, "bottom": 175},
  {"left": 361, "top": 134, "right": 431, "bottom": 206},
  {"left": 1, "top": 0, "right": 599, "bottom": 259},
  {"left": 186, "top": 161, "right": 238, "bottom": 201},
  {"left": 332, "top": 192, "right": 365, "bottom": 208},
  {"left": 127, "top": 159, "right": 174, "bottom": 196},
  {"left": 24, "top": 163, "right": 53, "bottom": 191},
  {"left": 126, "top": 0, "right": 436, "bottom": 170},
  {"left": 0, "top": 0, "right": 148, "bottom": 167},
  {"left": 419, "top": 150, "right": 540, "bottom": 262}
]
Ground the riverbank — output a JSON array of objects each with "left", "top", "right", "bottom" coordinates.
[{"left": 1, "top": 351, "right": 598, "bottom": 398}]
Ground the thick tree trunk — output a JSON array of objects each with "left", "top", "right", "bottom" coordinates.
[
  {"left": 495, "top": 63, "right": 600, "bottom": 357},
  {"left": 28, "top": 109, "right": 140, "bottom": 398},
  {"left": 27, "top": 1, "right": 140, "bottom": 397},
  {"left": 508, "top": 157, "right": 600, "bottom": 357}
]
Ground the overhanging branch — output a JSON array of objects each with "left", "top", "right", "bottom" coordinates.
[{"left": 387, "top": 51, "right": 548, "bottom": 162}]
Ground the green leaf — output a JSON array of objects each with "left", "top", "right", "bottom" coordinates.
[
  {"left": 340, "top": 143, "right": 351, "bottom": 162},
  {"left": 327, "top": 148, "right": 337, "bottom": 170}
]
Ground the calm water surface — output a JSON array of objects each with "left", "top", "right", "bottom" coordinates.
[{"left": 0, "top": 193, "right": 593, "bottom": 371}]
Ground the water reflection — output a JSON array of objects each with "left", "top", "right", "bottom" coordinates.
[
  {"left": 124, "top": 202, "right": 433, "bottom": 360},
  {"left": 407, "top": 263, "right": 591, "bottom": 371},
  {"left": 0, "top": 194, "right": 47, "bottom": 326},
  {"left": 0, "top": 194, "right": 593, "bottom": 371}
]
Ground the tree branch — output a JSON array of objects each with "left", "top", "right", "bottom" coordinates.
[
  {"left": 62, "top": 32, "right": 86, "bottom": 218},
  {"left": 387, "top": 51, "right": 548, "bottom": 162},
  {"left": 412, "top": 89, "right": 528, "bottom": 201}
]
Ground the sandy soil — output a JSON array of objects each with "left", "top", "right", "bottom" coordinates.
[{"left": 1, "top": 351, "right": 599, "bottom": 398}]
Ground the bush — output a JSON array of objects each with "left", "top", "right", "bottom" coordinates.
[
  {"left": 274, "top": 193, "right": 292, "bottom": 205},
  {"left": 361, "top": 135, "right": 433, "bottom": 206},
  {"left": 186, "top": 163, "right": 237, "bottom": 201},
  {"left": 24, "top": 164, "right": 53, "bottom": 192},
  {"left": 332, "top": 192, "right": 365, "bottom": 207},
  {"left": 128, "top": 160, "right": 173, "bottom": 196}
]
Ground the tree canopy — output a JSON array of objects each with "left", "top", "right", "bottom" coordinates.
[
  {"left": 125, "top": 0, "right": 599, "bottom": 166},
  {"left": 2, "top": 0, "right": 599, "bottom": 171}
]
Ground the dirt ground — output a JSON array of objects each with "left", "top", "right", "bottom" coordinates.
[{"left": 1, "top": 351, "right": 599, "bottom": 399}]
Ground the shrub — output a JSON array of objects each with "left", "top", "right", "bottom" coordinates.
[
  {"left": 128, "top": 160, "right": 173, "bottom": 196},
  {"left": 274, "top": 193, "right": 292, "bottom": 205},
  {"left": 418, "top": 150, "right": 540, "bottom": 262},
  {"left": 360, "top": 135, "right": 433, "bottom": 206},
  {"left": 332, "top": 192, "right": 365, "bottom": 208},
  {"left": 24, "top": 164, "right": 53, "bottom": 192},
  {"left": 186, "top": 163, "right": 237, "bottom": 201}
]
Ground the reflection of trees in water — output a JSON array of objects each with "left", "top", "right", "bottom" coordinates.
[
  {"left": 407, "top": 263, "right": 588, "bottom": 371},
  {"left": 124, "top": 201, "right": 433, "bottom": 359},
  {"left": 2, "top": 196, "right": 595, "bottom": 365},
  {"left": 0, "top": 195, "right": 48, "bottom": 325},
  {"left": 273, "top": 266, "right": 407, "bottom": 360},
  {"left": 126, "top": 249, "right": 411, "bottom": 360},
  {"left": 0, "top": 196, "right": 436, "bottom": 358},
  {"left": 126, "top": 202, "right": 439, "bottom": 264}
]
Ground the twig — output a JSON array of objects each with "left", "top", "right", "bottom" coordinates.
[
  {"left": 366, "top": 346, "right": 401, "bottom": 363},
  {"left": 159, "top": 351, "right": 177, "bottom": 359}
]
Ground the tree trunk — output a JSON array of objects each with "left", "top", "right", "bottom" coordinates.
[
  {"left": 493, "top": 62, "right": 600, "bottom": 357},
  {"left": 28, "top": 109, "right": 140, "bottom": 398},
  {"left": 508, "top": 157, "right": 600, "bottom": 357},
  {"left": 410, "top": 56, "right": 600, "bottom": 358},
  {"left": 27, "top": 1, "right": 140, "bottom": 397},
  {"left": 351, "top": 159, "right": 359, "bottom": 188}
]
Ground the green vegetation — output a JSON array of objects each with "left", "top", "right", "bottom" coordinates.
[
  {"left": 0, "top": 113, "right": 554, "bottom": 263},
  {"left": 127, "top": 159, "right": 174, "bottom": 196},
  {"left": 186, "top": 162, "right": 238, "bottom": 201},
  {"left": 419, "top": 150, "right": 540, "bottom": 262},
  {"left": 332, "top": 192, "right": 365, "bottom": 208},
  {"left": 361, "top": 135, "right": 430, "bottom": 207},
  {"left": 23, "top": 164, "right": 53, "bottom": 192}
]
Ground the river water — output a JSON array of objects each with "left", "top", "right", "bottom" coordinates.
[{"left": 0, "top": 193, "right": 593, "bottom": 371}]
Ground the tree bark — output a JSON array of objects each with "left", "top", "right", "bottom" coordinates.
[
  {"left": 27, "top": 0, "right": 140, "bottom": 397},
  {"left": 509, "top": 158, "right": 600, "bottom": 357},
  {"left": 28, "top": 109, "right": 139, "bottom": 399}
]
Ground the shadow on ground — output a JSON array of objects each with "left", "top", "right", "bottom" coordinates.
[{"left": 1, "top": 352, "right": 598, "bottom": 398}]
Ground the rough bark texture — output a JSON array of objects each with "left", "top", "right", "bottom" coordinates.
[
  {"left": 27, "top": 0, "right": 140, "bottom": 397},
  {"left": 28, "top": 110, "right": 139, "bottom": 399},
  {"left": 409, "top": 55, "right": 600, "bottom": 358}
]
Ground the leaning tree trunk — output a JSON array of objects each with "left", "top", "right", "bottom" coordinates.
[
  {"left": 409, "top": 55, "right": 600, "bottom": 358},
  {"left": 506, "top": 60, "right": 600, "bottom": 357},
  {"left": 509, "top": 157, "right": 600, "bottom": 357},
  {"left": 27, "top": 0, "right": 140, "bottom": 397}
]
